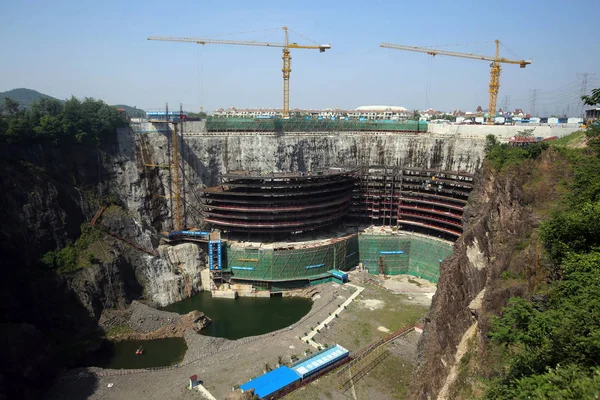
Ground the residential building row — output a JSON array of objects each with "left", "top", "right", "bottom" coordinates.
[{"left": 212, "top": 105, "right": 412, "bottom": 120}]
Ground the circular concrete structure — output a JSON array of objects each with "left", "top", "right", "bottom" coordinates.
[{"left": 200, "top": 168, "right": 356, "bottom": 234}]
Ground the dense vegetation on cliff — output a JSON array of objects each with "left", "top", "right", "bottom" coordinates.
[
  {"left": 0, "top": 96, "right": 124, "bottom": 145},
  {"left": 482, "top": 132, "right": 600, "bottom": 398}
]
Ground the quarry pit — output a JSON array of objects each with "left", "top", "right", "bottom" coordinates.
[{"left": 45, "top": 122, "right": 506, "bottom": 399}]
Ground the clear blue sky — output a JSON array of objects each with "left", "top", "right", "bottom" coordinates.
[{"left": 1, "top": 0, "right": 599, "bottom": 115}]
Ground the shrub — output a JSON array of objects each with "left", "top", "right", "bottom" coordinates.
[{"left": 501, "top": 271, "right": 519, "bottom": 280}]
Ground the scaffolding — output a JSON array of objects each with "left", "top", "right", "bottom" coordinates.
[
  {"left": 200, "top": 169, "right": 356, "bottom": 236},
  {"left": 225, "top": 234, "right": 359, "bottom": 283},
  {"left": 358, "top": 233, "right": 453, "bottom": 283},
  {"left": 351, "top": 166, "right": 474, "bottom": 241},
  {"left": 221, "top": 231, "right": 450, "bottom": 289}
]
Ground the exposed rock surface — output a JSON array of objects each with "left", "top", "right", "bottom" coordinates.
[
  {"left": 0, "top": 130, "right": 202, "bottom": 399},
  {"left": 407, "top": 155, "right": 556, "bottom": 399},
  {"left": 101, "top": 301, "right": 211, "bottom": 341},
  {"left": 0, "top": 126, "right": 487, "bottom": 399}
]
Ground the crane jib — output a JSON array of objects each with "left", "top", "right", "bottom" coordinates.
[
  {"left": 147, "top": 28, "right": 330, "bottom": 119},
  {"left": 380, "top": 40, "right": 531, "bottom": 125}
]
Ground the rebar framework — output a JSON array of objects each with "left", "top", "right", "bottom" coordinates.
[
  {"left": 350, "top": 166, "right": 474, "bottom": 241},
  {"left": 200, "top": 168, "right": 356, "bottom": 236}
]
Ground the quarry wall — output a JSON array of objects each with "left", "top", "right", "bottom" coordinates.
[{"left": 128, "top": 123, "right": 486, "bottom": 189}]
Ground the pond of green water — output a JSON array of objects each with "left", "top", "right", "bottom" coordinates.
[
  {"left": 89, "top": 337, "right": 187, "bottom": 370},
  {"left": 162, "top": 291, "right": 312, "bottom": 340}
]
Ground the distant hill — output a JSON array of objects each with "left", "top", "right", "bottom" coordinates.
[
  {"left": 0, "top": 88, "right": 59, "bottom": 109},
  {"left": 0, "top": 88, "right": 146, "bottom": 118},
  {"left": 113, "top": 104, "right": 146, "bottom": 118}
]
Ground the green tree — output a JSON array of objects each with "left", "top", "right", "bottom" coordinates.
[
  {"left": 484, "top": 134, "right": 499, "bottom": 154},
  {"left": 581, "top": 88, "right": 600, "bottom": 154},
  {"left": 0, "top": 96, "right": 122, "bottom": 145},
  {"left": 4, "top": 97, "right": 21, "bottom": 116},
  {"left": 581, "top": 88, "right": 600, "bottom": 106},
  {"left": 187, "top": 111, "right": 208, "bottom": 119},
  {"left": 516, "top": 128, "right": 535, "bottom": 138},
  {"left": 485, "top": 143, "right": 600, "bottom": 398}
]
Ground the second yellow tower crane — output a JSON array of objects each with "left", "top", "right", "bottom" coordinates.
[
  {"left": 149, "top": 27, "right": 331, "bottom": 118},
  {"left": 381, "top": 40, "right": 531, "bottom": 123}
]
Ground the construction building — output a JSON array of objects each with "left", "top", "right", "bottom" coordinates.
[
  {"left": 196, "top": 166, "right": 473, "bottom": 293},
  {"left": 145, "top": 113, "right": 472, "bottom": 294},
  {"left": 200, "top": 169, "right": 356, "bottom": 236},
  {"left": 350, "top": 166, "right": 472, "bottom": 241}
]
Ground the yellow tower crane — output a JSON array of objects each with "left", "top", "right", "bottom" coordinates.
[
  {"left": 148, "top": 27, "right": 331, "bottom": 118},
  {"left": 380, "top": 40, "right": 531, "bottom": 124}
]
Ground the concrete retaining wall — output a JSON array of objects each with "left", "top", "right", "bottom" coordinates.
[{"left": 427, "top": 123, "right": 581, "bottom": 139}]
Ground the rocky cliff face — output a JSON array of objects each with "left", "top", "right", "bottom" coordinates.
[
  {"left": 407, "top": 154, "right": 556, "bottom": 399},
  {"left": 0, "top": 129, "right": 205, "bottom": 399},
  {"left": 181, "top": 132, "right": 484, "bottom": 187},
  {"left": 0, "top": 125, "right": 487, "bottom": 399}
]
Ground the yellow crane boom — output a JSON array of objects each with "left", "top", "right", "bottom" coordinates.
[
  {"left": 149, "top": 27, "right": 331, "bottom": 118},
  {"left": 381, "top": 40, "right": 531, "bottom": 124}
]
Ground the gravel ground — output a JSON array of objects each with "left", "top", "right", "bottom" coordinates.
[
  {"left": 47, "top": 283, "right": 352, "bottom": 400},
  {"left": 127, "top": 302, "right": 181, "bottom": 333},
  {"left": 48, "top": 278, "right": 428, "bottom": 400}
]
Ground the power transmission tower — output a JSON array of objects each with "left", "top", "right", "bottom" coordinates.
[
  {"left": 577, "top": 73, "right": 595, "bottom": 117},
  {"left": 530, "top": 89, "right": 537, "bottom": 117},
  {"left": 501, "top": 95, "right": 511, "bottom": 113}
]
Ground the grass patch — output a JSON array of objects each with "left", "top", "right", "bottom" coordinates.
[
  {"left": 41, "top": 224, "right": 106, "bottom": 273},
  {"left": 551, "top": 130, "right": 587, "bottom": 148},
  {"left": 285, "top": 352, "right": 413, "bottom": 400},
  {"left": 354, "top": 352, "right": 413, "bottom": 400},
  {"left": 105, "top": 325, "right": 134, "bottom": 338},
  {"left": 514, "top": 238, "right": 530, "bottom": 252},
  {"left": 316, "top": 284, "right": 429, "bottom": 351}
]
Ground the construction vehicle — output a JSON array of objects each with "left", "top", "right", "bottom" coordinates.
[
  {"left": 381, "top": 40, "right": 531, "bottom": 124},
  {"left": 148, "top": 27, "right": 331, "bottom": 119}
]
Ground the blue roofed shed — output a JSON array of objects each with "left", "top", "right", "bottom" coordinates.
[
  {"left": 240, "top": 366, "right": 300, "bottom": 399},
  {"left": 291, "top": 344, "right": 350, "bottom": 379}
]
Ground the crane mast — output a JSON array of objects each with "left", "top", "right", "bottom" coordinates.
[
  {"left": 282, "top": 27, "right": 291, "bottom": 118},
  {"left": 381, "top": 40, "right": 531, "bottom": 124},
  {"left": 149, "top": 27, "right": 330, "bottom": 118}
]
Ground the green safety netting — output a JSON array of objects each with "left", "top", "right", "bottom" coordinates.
[
  {"left": 225, "top": 235, "right": 359, "bottom": 281},
  {"left": 225, "top": 233, "right": 451, "bottom": 284},
  {"left": 358, "top": 234, "right": 453, "bottom": 283},
  {"left": 206, "top": 118, "right": 427, "bottom": 133}
]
